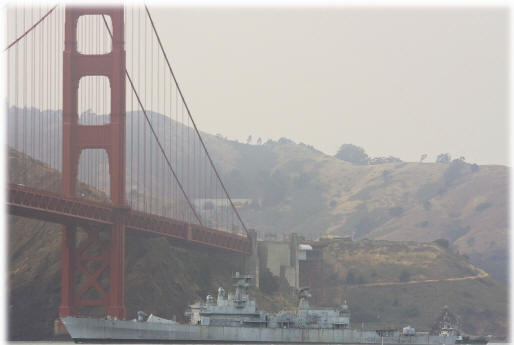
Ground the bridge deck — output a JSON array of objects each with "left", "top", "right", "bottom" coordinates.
[{"left": 8, "top": 184, "right": 251, "bottom": 255}]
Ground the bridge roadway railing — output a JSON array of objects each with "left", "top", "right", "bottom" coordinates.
[{"left": 7, "top": 183, "right": 251, "bottom": 254}]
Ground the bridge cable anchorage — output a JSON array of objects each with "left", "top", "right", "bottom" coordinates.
[
  {"left": 101, "top": 14, "right": 204, "bottom": 227},
  {"left": 4, "top": 4, "right": 58, "bottom": 51},
  {"left": 144, "top": 5, "right": 249, "bottom": 235}
]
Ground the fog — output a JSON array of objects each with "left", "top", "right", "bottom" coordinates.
[{"left": 149, "top": 6, "right": 509, "bottom": 165}]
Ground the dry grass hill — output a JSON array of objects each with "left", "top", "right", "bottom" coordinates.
[
  {"left": 202, "top": 136, "right": 508, "bottom": 284},
  {"left": 7, "top": 109, "right": 507, "bottom": 281},
  {"left": 319, "top": 239, "right": 507, "bottom": 337}
]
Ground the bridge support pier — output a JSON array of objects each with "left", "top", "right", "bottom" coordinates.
[
  {"left": 59, "top": 225, "right": 76, "bottom": 317},
  {"left": 107, "top": 209, "right": 128, "bottom": 318},
  {"left": 245, "top": 229, "right": 259, "bottom": 288},
  {"left": 59, "top": 6, "right": 126, "bottom": 320}
]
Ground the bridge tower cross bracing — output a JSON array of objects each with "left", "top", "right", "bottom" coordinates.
[{"left": 59, "top": 6, "right": 127, "bottom": 320}]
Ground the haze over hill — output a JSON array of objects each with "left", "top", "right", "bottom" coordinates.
[
  {"left": 7, "top": 108, "right": 509, "bottom": 284},
  {"left": 7, "top": 125, "right": 508, "bottom": 339},
  {"left": 202, "top": 130, "right": 509, "bottom": 285}
]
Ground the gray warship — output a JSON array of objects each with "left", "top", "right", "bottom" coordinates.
[{"left": 61, "top": 273, "right": 456, "bottom": 344}]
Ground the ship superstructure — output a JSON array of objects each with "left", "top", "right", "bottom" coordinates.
[
  {"left": 186, "top": 273, "right": 350, "bottom": 330},
  {"left": 187, "top": 273, "right": 267, "bottom": 327}
]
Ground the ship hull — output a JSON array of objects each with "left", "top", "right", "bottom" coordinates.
[{"left": 61, "top": 317, "right": 456, "bottom": 344}]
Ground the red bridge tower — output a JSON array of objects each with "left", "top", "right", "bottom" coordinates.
[{"left": 59, "top": 6, "right": 127, "bottom": 319}]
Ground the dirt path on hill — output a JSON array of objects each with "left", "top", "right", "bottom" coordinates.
[{"left": 348, "top": 268, "right": 489, "bottom": 288}]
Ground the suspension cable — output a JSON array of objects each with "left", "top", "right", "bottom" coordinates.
[
  {"left": 144, "top": 5, "right": 249, "bottom": 235},
  {"left": 4, "top": 5, "right": 58, "bottom": 52}
]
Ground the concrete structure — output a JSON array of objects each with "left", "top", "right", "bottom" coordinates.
[
  {"left": 245, "top": 229, "right": 260, "bottom": 288},
  {"left": 254, "top": 232, "right": 325, "bottom": 303},
  {"left": 299, "top": 242, "right": 328, "bottom": 305},
  {"left": 257, "top": 233, "right": 301, "bottom": 289}
]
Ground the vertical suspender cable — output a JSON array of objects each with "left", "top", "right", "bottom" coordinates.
[
  {"left": 161, "top": 51, "right": 165, "bottom": 215},
  {"left": 158, "top": 33, "right": 162, "bottom": 215},
  {"left": 31, "top": 7, "right": 35, "bottom": 162},
  {"left": 44, "top": 5, "right": 48, "bottom": 187},
  {"left": 131, "top": 7, "right": 134, "bottom": 208},
  {"left": 137, "top": 8, "right": 141, "bottom": 210},
  {"left": 51, "top": 8, "right": 54, "bottom": 173},
  {"left": 23, "top": 8, "right": 27, "bottom": 183},
  {"left": 7, "top": 7, "right": 11, "bottom": 149},
  {"left": 85, "top": 16, "right": 88, "bottom": 187},
  {"left": 14, "top": 6, "right": 19, "bottom": 156},
  {"left": 44, "top": 6, "right": 48, "bottom": 173},
  {"left": 168, "top": 62, "right": 171, "bottom": 217},
  {"left": 37, "top": 5, "right": 43, "bottom": 161},
  {"left": 143, "top": 12, "right": 147, "bottom": 212},
  {"left": 181, "top": 100, "right": 184, "bottom": 221},
  {"left": 21, "top": 8, "right": 24, "bottom": 181},
  {"left": 175, "top": 70, "right": 178, "bottom": 219},
  {"left": 187, "top": 102, "right": 190, "bottom": 221},
  {"left": 149, "top": 18, "right": 153, "bottom": 214},
  {"left": 51, "top": 8, "right": 55, "bottom": 171},
  {"left": 96, "top": 15, "right": 100, "bottom": 192},
  {"left": 38, "top": 6, "right": 42, "bottom": 163},
  {"left": 158, "top": 50, "right": 162, "bottom": 215},
  {"left": 6, "top": 8, "right": 10, "bottom": 148}
]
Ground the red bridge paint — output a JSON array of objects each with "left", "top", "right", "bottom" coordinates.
[
  {"left": 60, "top": 6, "right": 127, "bottom": 319},
  {"left": 8, "top": 183, "right": 251, "bottom": 254}
]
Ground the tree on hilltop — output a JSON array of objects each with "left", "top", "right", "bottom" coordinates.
[
  {"left": 436, "top": 153, "right": 451, "bottom": 164},
  {"left": 335, "top": 144, "right": 369, "bottom": 165}
]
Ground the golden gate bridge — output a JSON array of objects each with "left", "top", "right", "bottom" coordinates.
[{"left": 5, "top": 4, "right": 252, "bottom": 320}]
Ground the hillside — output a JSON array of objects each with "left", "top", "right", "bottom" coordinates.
[
  {"left": 319, "top": 239, "right": 507, "bottom": 337},
  {"left": 8, "top": 108, "right": 508, "bottom": 283},
  {"left": 202, "top": 137, "right": 508, "bottom": 284}
]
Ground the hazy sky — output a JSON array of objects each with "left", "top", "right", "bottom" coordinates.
[{"left": 150, "top": 7, "right": 508, "bottom": 165}]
